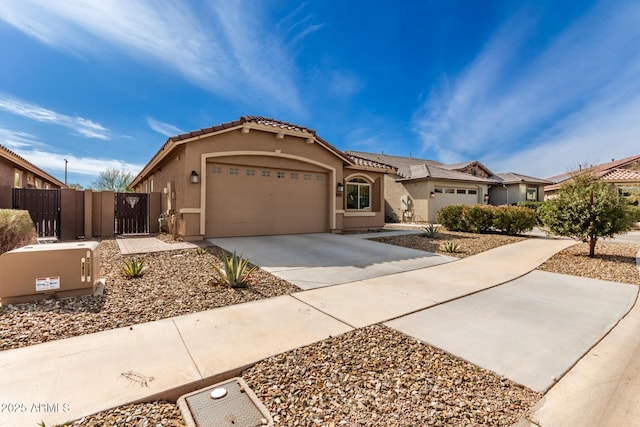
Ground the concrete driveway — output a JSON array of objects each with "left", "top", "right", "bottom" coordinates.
[{"left": 208, "top": 232, "right": 455, "bottom": 289}]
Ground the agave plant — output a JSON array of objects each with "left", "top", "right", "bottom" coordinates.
[
  {"left": 196, "top": 247, "right": 208, "bottom": 256},
  {"left": 423, "top": 223, "right": 440, "bottom": 238},
  {"left": 123, "top": 258, "right": 147, "bottom": 278},
  {"left": 212, "top": 251, "right": 257, "bottom": 288},
  {"left": 441, "top": 240, "right": 461, "bottom": 254}
]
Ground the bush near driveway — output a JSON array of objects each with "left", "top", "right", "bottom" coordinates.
[
  {"left": 437, "top": 204, "right": 537, "bottom": 235},
  {"left": 493, "top": 206, "right": 537, "bottom": 235},
  {"left": 539, "top": 174, "right": 636, "bottom": 257}
]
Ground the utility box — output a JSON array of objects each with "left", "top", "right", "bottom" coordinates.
[{"left": 0, "top": 241, "right": 102, "bottom": 305}]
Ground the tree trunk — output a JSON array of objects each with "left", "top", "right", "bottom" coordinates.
[{"left": 588, "top": 236, "right": 597, "bottom": 257}]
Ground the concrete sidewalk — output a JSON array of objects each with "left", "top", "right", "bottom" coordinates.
[{"left": 0, "top": 237, "right": 636, "bottom": 426}]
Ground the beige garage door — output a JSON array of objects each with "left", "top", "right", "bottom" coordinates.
[{"left": 205, "top": 162, "right": 329, "bottom": 237}]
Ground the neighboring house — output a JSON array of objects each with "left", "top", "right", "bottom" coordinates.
[
  {"left": 0, "top": 143, "right": 65, "bottom": 189},
  {"left": 489, "top": 173, "right": 551, "bottom": 205},
  {"left": 346, "top": 152, "right": 495, "bottom": 222},
  {"left": 347, "top": 151, "right": 551, "bottom": 223},
  {"left": 545, "top": 154, "right": 640, "bottom": 198},
  {"left": 130, "top": 116, "right": 393, "bottom": 240}
]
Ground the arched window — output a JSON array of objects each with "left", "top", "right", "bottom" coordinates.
[{"left": 346, "top": 178, "right": 371, "bottom": 210}]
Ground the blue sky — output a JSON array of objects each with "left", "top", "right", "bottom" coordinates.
[{"left": 0, "top": 0, "right": 638, "bottom": 188}]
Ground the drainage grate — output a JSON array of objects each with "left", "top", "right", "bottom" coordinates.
[{"left": 178, "top": 377, "right": 273, "bottom": 427}]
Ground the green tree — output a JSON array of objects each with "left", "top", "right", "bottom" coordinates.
[
  {"left": 90, "top": 168, "right": 133, "bottom": 192},
  {"left": 539, "top": 173, "right": 636, "bottom": 257}
]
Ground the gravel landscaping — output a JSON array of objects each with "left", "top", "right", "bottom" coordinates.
[
  {"left": 5, "top": 231, "right": 639, "bottom": 426},
  {"left": 538, "top": 241, "right": 640, "bottom": 285},
  {"left": 0, "top": 239, "right": 300, "bottom": 351},
  {"left": 370, "top": 231, "right": 526, "bottom": 258}
]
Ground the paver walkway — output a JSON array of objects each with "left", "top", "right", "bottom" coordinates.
[{"left": 116, "top": 235, "right": 210, "bottom": 255}]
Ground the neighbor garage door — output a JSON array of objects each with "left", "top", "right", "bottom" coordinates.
[{"left": 205, "top": 162, "right": 329, "bottom": 237}]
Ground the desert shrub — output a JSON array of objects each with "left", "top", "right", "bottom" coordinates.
[
  {"left": 0, "top": 209, "right": 36, "bottom": 255},
  {"left": 516, "top": 201, "right": 546, "bottom": 224},
  {"left": 539, "top": 174, "right": 636, "bottom": 257},
  {"left": 212, "top": 251, "right": 257, "bottom": 288},
  {"left": 629, "top": 205, "right": 640, "bottom": 222},
  {"left": 462, "top": 205, "right": 494, "bottom": 233},
  {"left": 493, "top": 206, "right": 537, "bottom": 235},
  {"left": 436, "top": 205, "right": 468, "bottom": 232}
]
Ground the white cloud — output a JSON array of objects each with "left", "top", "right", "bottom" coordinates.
[
  {"left": 0, "top": 94, "right": 109, "bottom": 139},
  {"left": 413, "top": 0, "right": 640, "bottom": 176},
  {"left": 20, "top": 150, "right": 142, "bottom": 176},
  {"left": 0, "top": 128, "right": 45, "bottom": 150},
  {"left": 146, "top": 117, "right": 183, "bottom": 137},
  {"left": 0, "top": 126, "right": 141, "bottom": 177},
  {"left": 0, "top": 0, "right": 304, "bottom": 112}
]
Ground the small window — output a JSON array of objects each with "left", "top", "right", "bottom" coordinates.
[
  {"left": 277, "top": 171, "right": 285, "bottom": 179},
  {"left": 456, "top": 189, "right": 466, "bottom": 194},
  {"left": 150, "top": 179, "right": 154, "bottom": 192},
  {"left": 262, "top": 170, "right": 270, "bottom": 177},
  {"left": 291, "top": 172, "right": 298, "bottom": 179},
  {"left": 434, "top": 188, "right": 443, "bottom": 194},
  {"left": 246, "top": 169, "right": 255, "bottom": 176},
  {"left": 229, "top": 167, "right": 239, "bottom": 175},
  {"left": 346, "top": 178, "right": 371, "bottom": 210},
  {"left": 14, "top": 171, "right": 21, "bottom": 187},
  {"left": 304, "top": 174, "right": 311, "bottom": 180},
  {"left": 468, "top": 189, "right": 477, "bottom": 195},
  {"left": 44, "top": 183, "right": 50, "bottom": 189},
  {"left": 316, "top": 175, "right": 324, "bottom": 181},
  {"left": 445, "top": 188, "right": 455, "bottom": 194},
  {"left": 211, "top": 166, "right": 221, "bottom": 174},
  {"left": 526, "top": 188, "right": 537, "bottom": 201}
]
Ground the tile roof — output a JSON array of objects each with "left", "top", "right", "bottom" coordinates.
[
  {"left": 600, "top": 168, "right": 640, "bottom": 181},
  {"left": 492, "top": 172, "right": 552, "bottom": 185},
  {"left": 347, "top": 151, "right": 494, "bottom": 183},
  {"left": 0, "top": 143, "right": 65, "bottom": 187},
  {"left": 346, "top": 154, "right": 396, "bottom": 171},
  {"left": 396, "top": 163, "right": 494, "bottom": 183},
  {"left": 546, "top": 154, "right": 640, "bottom": 182},
  {"left": 345, "top": 150, "right": 443, "bottom": 168},
  {"left": 439, "top": 160, "right": 494, "bottom": 176},
  {"left": 169, "top": 116, "right": 315, "bottom": 143}
]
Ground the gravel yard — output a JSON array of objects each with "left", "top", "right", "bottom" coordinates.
[
  {"left": 370, "top": 231, "right": 526, "bottom": 258},
  {"left": 538, "top": 241, "right": 640, "bottom": 285},
  {"left": 5, "top": 232, "right": 639, "bottom": 426},
  {"left": 0, "top": 239, "right": 300, "bottom": 351}
]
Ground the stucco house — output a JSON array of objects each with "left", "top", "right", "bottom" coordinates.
[
  {"left": 0, "top": 143, "right": 65, "bottom": 189},
  {"left": 545, "top": 154, "right": 640, "bottom": 198},
  {"left": 130, "top": 116, "right": 393, "bottom": 240},
  {"left": 488, "top": 173, "right": 551, "bottom": 205},
  {"left": 346, "top": 152, "right": 495, "bottom": 222},
  {"left": 347, "top": 151, "right": 551, "bottom": 223}
]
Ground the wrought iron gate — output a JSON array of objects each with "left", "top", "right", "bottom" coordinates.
[
  {"left": 114, "top": 193, "right": 149, "bottom": 234},
  {"left": 12, "top": 188, "right": 61, "bottom": 238}
]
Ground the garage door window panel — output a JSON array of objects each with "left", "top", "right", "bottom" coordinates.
[{"left": 346, "top": 178, "right": 371, "bottom": 210}]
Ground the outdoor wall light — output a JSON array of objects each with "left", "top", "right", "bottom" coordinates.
[
  {"left": 190, "top": 170, "right": 200, "bottom": 184},
  {"left": 337, "top": 182, "right": 344, "bottom": 193},
  {"left": 430, "top": 191, "right": 435, "bottom": 198}
]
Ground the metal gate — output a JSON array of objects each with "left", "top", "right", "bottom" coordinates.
[
  {"left": 12, "top": 188, "right": 61, "bottom": 238},
  {"left": 114, "top": 193, "right": 149, "bottom": 234}
]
